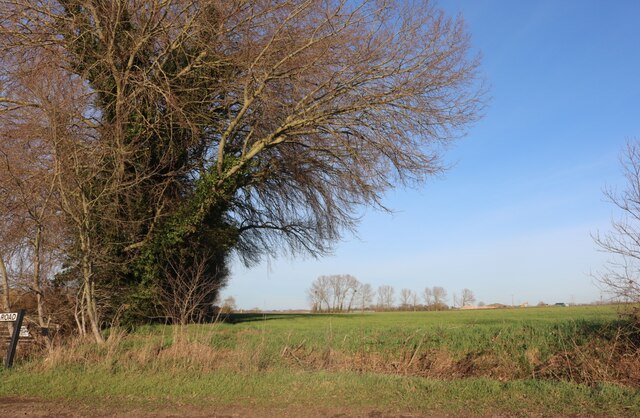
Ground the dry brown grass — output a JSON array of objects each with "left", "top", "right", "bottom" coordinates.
[{"left": 534, "top": 325, "right": 640, "bottom": 386}]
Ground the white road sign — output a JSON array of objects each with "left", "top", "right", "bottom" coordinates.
[
  {"left": 19, "top": 326, "right": 30, "bottom": 338},
  {"left": 0, "top": 312, "right": 18, "bottom": 322}
]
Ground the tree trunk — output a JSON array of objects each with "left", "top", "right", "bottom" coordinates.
[
  {"left": 0, "top": 253, "right": 10, "bottom": 312},
  {"left": 80, "top": 226, "right": 104, "bottom": 344},
  {"left": 82, "top": 265, "right": 104, "bottom": 343},
  {"left": 0, "top": 253, "right": 12, "bottom": 334},
  {"left": 346, "top": 290, "right": 355, "bottom": 313},
  {"left": 32, "top": 226, "right": 45, "bottom": 327},
  {"left": 74, "top": 286, "right": 87, "bottom": 337}
]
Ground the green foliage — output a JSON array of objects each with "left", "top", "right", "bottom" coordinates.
[{"left": 124, "top": 161, "right": 249, "bottom": 324}]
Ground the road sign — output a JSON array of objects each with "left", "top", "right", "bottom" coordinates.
[
  {"left": 19, "top": 326, "right": 30, "bottom": 338},
  {"left": 0, "top": 312, "right": 18, "bottom": 322}
]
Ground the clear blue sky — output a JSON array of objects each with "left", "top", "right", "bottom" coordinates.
[{"left": 226, "top": 0, "right": 640, "bottom": 310}]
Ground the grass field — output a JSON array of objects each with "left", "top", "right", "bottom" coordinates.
[{"left": 1, "top": 305, "right": 639, "bottom": 416}]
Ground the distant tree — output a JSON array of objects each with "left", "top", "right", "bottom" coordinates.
[
  {"left": 399, "top": 288, "right": 414, "bottom": 310},
  {"left": 460, "top": 288, "right": 476, "bottom": 307},
  {"left": 329, "top": 276, "right": 346, "bottom": 312},
  {"left": 409, "top": 291, "right": 419, "bottom": 311},
  {"left": 432, "top": 286, "right": 448, "bottom": 310},
  {"left": 423, "top": 287, "right": 434, "bottom": 306},
  {"left": 478, "top": 301, "right": 486, "bottom": 307},
  {"left": 221, "top": 296, "right": 237, "bottom": 314},
  {"left": 308, "top": 276, "right": 331, "bottom": 312},
  {"left": 342, "top": 275, "right": 361, "bottom": 312},
  {"left": 377, "top": 285, "right": 395, "bottom": 310},
  {"left": 356, "top": 283, "right": 375, "bottom": 311},
  {"left": 593, "top": 141, "right": 640, "bottom": 303},
  {"left": 307, "top": 274, "right": 361, "bottom": 312}
]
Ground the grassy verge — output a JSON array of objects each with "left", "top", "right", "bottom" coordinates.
[{"left": 1, "top": 367, "right": 639, "bottom": 416}]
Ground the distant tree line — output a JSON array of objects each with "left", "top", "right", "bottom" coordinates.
[{"left": 307, "top": 275, "right": 476, "bottom": 312}]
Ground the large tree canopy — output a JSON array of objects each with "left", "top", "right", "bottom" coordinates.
[{"left": 0, "top": 0, "right": 483, "bottom": 340}]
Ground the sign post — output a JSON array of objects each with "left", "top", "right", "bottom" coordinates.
[{"left": 1, "top": 309, "right": 25, "bottom": 368}]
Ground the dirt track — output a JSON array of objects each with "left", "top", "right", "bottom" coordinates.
[{"left": 0, "top": 397, "right": 435, "bottom": 418}]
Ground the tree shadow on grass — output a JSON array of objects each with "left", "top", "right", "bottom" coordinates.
[
  {"left": 566, "top": 315, "right": 639, "bottom": 345},
  {"left": 224, "top": 312, "right": 355, "bottom": 324}
]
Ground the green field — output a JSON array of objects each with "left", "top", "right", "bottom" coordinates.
[{"left": 1, "top": 305, "right": 639, "bottom": 416}]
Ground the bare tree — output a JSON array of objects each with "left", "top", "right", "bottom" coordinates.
[
  {"left": 307, "top": 274, "right": 361, "bottom": 312},
  {"left": 308, "top": 276, "right": 331, "bottom": 312},
  {"left": 410, "top": 291, "right": 419, "bottom": 311},
  {"left": 377, "top": 285, "right": 395, "bottom": 310},
  {"left": 399, "top": 288, "right": 417, "bottom": 310},
  {"left": 0, "top": 171, "right": 18, "bottom": 313},
  {"left": 423, "top": 287, "right": 434, "bottom": 306},
  {"left": 0, "top": 133, "right": 59, "bottom": 328},
  {"left": 0, "top": 83, "right": 65, "bottom": 331},
  {"left": 460, "top": 288, "right": 476, "bottom": 307},
  {"left": 432, "top": 286, "right": 448, "bottom": 310},
  {"left": 344, "top": 275, "right": 361, "bottom": 312},
  {"left": 157, "top": 254, "right": 222, "bottom": 325},
  {"left": 221, "top": 296, "right": 237, "bottom": 314},
  {"left": 0, "top": 40, "right": 112, "bottom": 341},
  {"left": 356, "top": 283, "right": 374, "bottom": 311},
  {"left": 332, "top": 274, "right": 354, "bottom": 312},
  {"left": 399, "top": 288, "right": 411, "bottom": 309},
  {"left": 593, "top": 141, "right": 640, "bottom": 303},
  {"left": 0, "top": 151, "right": 16, "bottom": 313}
]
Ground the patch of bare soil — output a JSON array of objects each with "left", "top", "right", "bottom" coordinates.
[{"left": 0, "top": 397, "right": 456, "bottom": 418}]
